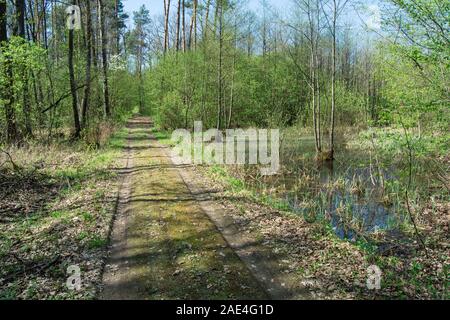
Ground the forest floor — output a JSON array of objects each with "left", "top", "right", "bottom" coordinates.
[
  {"left": 1, "top": 116, "right": 447, "bottom": 300},
  {"left": 0, "top": 124, "right": 127, "bottom": 299}
]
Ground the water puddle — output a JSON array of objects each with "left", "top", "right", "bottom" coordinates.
[{"left": 243, "top": 135, "right": 406, "bottom": 240}]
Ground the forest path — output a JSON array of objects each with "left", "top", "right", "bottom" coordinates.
[{"left": 100, "top": 117, "right": 269, "bottom": 300}]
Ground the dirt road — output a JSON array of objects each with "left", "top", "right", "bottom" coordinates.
[{"left": 101, "top": 117, "right": 270, "bottom": 299}]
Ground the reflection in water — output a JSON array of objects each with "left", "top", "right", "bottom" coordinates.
[
  {"left": 281, "top": 183, "right": 399, "bottom": 240},
  {"left": 247, "top": 135, "right": 404, "bottom": 240}
]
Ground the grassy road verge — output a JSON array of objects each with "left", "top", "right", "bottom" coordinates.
[{"left": 0, "top": 128, "right": 128, "bottom": 299}]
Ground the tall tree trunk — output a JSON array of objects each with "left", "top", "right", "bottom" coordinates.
[
  {"left": 26, "top": 0, "right": 34, "bottom": 41},
  {"left": 216, "top": 0, "right": 223, "bottom": 130},
  {"left": 15, "top": 0, "right": 25, "bottom": 37},
  {"left": 33, "top": 0, "right": 40, "bottom": 42},
  {"left": 213, "top": 2, "right": 219, "bottom": 37},
  {"left": 138, "top": 52, "right": 144, "bottom": 113},
  {"left": 137, "top": 26, "right": 144, "bottom": 113},
  {"left": 1, "top": 0, "right": 19, "bottom": 144},
  {"left": 42, "top": 0, "right": 48, "bottom": 49},
  {"left": 164, "top": 0, "right": 170, "bottom": 54},
  {"left": 135, "top": 15, "right": 145, "bottom": 113},
  {"left": 204, "top": 0, "right": 211, "bottom": 40},
  {"left": 329, "top": 0, "right": 337, "bottom": 160},
  {"left": 16, "top": 0, "right": 30, "bottom": 93},
  {"left": 51, "top": 0, "right": 59, "bottom": 65},
  {"left": 306, "top": 2, "right": 320, "bottom": 155},
  {"left": 175, "top": 0, "right": 181, "bottom": 51},
  {"left": 316, "top": 60, "right": 322, "bottom": 149},
  {"left": 182, "top": 0, "right": 186, "bottom": 52},
  {"left": 200, "top": 0, "right": 211, "bottom": 125},
  {"left": 188, "top": 0, "right": 197, "bottom": 50},
  {"left": 315, "top": 0, "right": 322, "bottom": 151},
  {"left": 92, "top": 4, "right": 98, "bottom": 69},
  {"left": 114, "top": 0, "right": 120, "bottom": 55},
  {"left": 82, "top": 0, "right": 92, "bottom": 127},
  {"left": 311, "top": 49, "right": 319, "bottom": 154},
  {"left": 4, "top": 65, "right": 18, "bottom": 144},
  {"left": 0, "top": 0, "right": 6, "bottom": 42},
  {"left": 228, "top": 18, "right": 237, "bottom": 129},
  {"left": 68, "top": 2, "right": 81, "bottom": 138},
  {"left": 98, "top": 0, "right": 111, "bottom": 117},
  {"left": 15, "top": 0, "right": 33, "bottom": 137}
]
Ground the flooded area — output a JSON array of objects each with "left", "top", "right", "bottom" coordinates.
[{"left": 233, "top": 132, "right": 407, "bottom": 241}]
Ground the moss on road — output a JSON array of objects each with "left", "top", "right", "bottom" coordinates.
[{"left": 101, "top": 117, "right": 267, "bottom": 300}]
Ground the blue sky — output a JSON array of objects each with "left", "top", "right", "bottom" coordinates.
[
  {"left": 123, "top": 0, "right": 292, "bottom": 17},
  {"left": 123, "top": 0, "right": 382, "bottom": 33}
]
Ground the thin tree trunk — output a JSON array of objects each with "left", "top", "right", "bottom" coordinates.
[
  {"left": 82, "top": 0, "right": 92, "bottom": 127},
  {"left": 305, "top": 2, "right": 320, "bottom": 155},
  {"left": 175, "top": 0, "right": 181, "bottom": 51},
  {"left": 213, "top": 2, "right": 219, "bottom": 38},
  {"left": 228, "top": 56, "right": 235, "bottom": 129},
  {"left": 0, "top": 0, "right": 6, "bottom": 42},
  {"left": 200, "top": 0, "right": 211, "bottom": 125},
  {"left": 329, "top": 0, "right": 337, "bottom": 160},
  {"left": 68, "top": 2, "right": 81, "bottom": 138},
  {"left": 164, "top": 0, "right": 170, "bottom": 54},
  {"left": 4, "top": 65, "right": 18, "bottom": 143},
  {"left": 92, "top": 4, "right": 98, "bottom": 69},
  {"left": 15, "top": 0, "right": 33, "bottom": 137},
  {"left": 315, "top": 0, "right": 322, "bottom": 151},
  {"left": 188, "top": 0, "right": 197, "bottom": 50},
  {"left": 15, "top": 0, "right": 26, "bottom": 37},
  {"left": 311, "top": 51, "right": 319, "bottom": 154},
  {"left": 1, "top": 0, "right": 19, "bottom": 143},
  {"left": 316, "top": 63, "right": 322, "bottom": 150},
  {"left": 51, "top": 0, "right": 59, "bottom": 65},
  {"left": 114, "top": 0, "right": 120, "bottom": 55},
  {"left": 216, "top": 0, "right": 223, "bottom": 130},
  {"left": 42, "top": 0, "right": 48, "bottom": 49},
  {"left": 228, "top": 18, "right": 237, "bottom": 129},
  {"left": 136, "top": 17, "right": 145, "bottom": 113},
  {"left": 182, "top": 0, "right": 186, "bottom": 52},
  {"left": 98, "top": 0, "right": 111, "bottom": 117},
  {"left": 204, "top": 0, "right": 211, "bottom": 40},
  {"left": 27, "top": 0, "right": 36, "bottom": 41},
  {"left": 33, "top": 0, "right": 40, "bottom": 42},
  {"left": 138, "top": 61, "right": 144, "bottom": 113}
]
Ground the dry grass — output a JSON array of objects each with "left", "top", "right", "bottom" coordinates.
[
  {"left": 193, "top": 164, "right": 449, "bottom": 299},
  {"left": 0, "top": 128, "right": 127, "bottom": 299}
]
